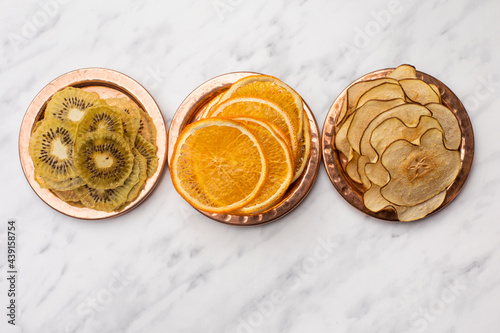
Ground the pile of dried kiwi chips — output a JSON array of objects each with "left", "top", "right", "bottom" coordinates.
[
  {"left": 335, "top": 65, "right": 462, "bottom": 221},
  {"left": 29, "top": 87, "right": 158, "bottom": 212}
]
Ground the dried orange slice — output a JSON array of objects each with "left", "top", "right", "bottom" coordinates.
[
  {"left": 208, "top": 97, "right": 299, "bottom": 157},
  {"left": 218, "top": 75, "right": 304, "bottom": 141},
  {"left": 230, "top": 117, "right": 293, "bottom": 214},
  {"left": 291, "top": 111, "right": 311, "bottom": 183},
  {"left": 170, "top": 118, "right": 267, "bottom": 213}
]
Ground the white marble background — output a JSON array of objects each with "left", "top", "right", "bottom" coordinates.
[{"left": 1, "top": 0, "right": 499, "bottom": 332}]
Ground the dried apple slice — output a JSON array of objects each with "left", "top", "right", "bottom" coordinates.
[
  {"left": 394, "top": 191, "right": 446, "bottom": 222},
  {"left": 364, "top": 116, "right": 443, "bottom": 187},
  {"left": 337, "top": 77, "right": 399, "bottom": 126},
  {"left": 347, "top": 99, "right": 406, "bottom": 154},
  {"left": 359, "top": 104, "right": 432, "bottom": 163},
  {"left": 335, "top": 114, "right": 354, "bottom": 161},
  {"left": 345, "top": 152, "right": 361, "bottom": 184},
  {"left": 399, "top": 79, "right": 441, "bottom": 105},
  {"left": 365, "top": 162, "right": 390, "bottom": 187},
  {"left": 429, "top": 84, "right": 441, "bottom": 103},
  {"left": 425, "top": 103, "right": 462, "bottom": 150},
  {"left": 380, "top": 129, "right": 461, "bottom": 206},
  {"left": 355, "top": 83, "right": 405, "bottom": 109},
  {"left": 371, "top": 116, "right": 443, "bottom": 156},
  {"left": 357, "top": 155, "right": 371, "bottom": 189},
  {"left": 363, "top": 184, "right": 393, "bottom": 212},
  {"left": 387, "top": 64, "right": 417, "bottom": 80}
]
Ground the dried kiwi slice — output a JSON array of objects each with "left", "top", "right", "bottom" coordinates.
[
  {"left": 29, "top": 119, "right": 77, "bottom": 181},
  {"left": 75, "top": 153, "right": 141, "bottom": 212},
  {"left": 76, "top": 106, "right": 124, "bottom": 139},
  {"left": 105, "top": 98, "right": 141, "bottom": 145},
  {"left": 45, "top": 87, "right": 100, "bottom": 125},
  {"left": 138, "top": 109, "right": 157, "bottom": 146},
  {"left": 35, "top": 172, "right": 85, "bottom": 191},
  {"left": 135, "top": 134, "right": 158, "bottom": 178},
  {"left": 127, "top": 149, "right": 148, "bottom": 202},
  {"left": 74, "top": 131, "right": 134, "bottom": 190},
  {"left": 53, "top": 189, "right": 80, "bottom": 202}
]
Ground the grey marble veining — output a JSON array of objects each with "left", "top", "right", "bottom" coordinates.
[{"left": 1, "top": 0, "right": 499, "bottom": 332}]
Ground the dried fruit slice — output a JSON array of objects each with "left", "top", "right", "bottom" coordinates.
[
  {"left": 359, "top": 104, "right": 432, "bottom": 163},
  {"left": 291, "top": 111, "right": 311, "bottom": 183},
  {"left": 425, "top": 103, "right": 461, "bottom": 150},
  {"left": 337, "top": 77, "right": 399, "bottom": 126},
  {"left": 231, "top": 117, "right": 293, "bottom": 214},
  {"left": 35, "top": 172, "right": 85, "bottom": 191},
  {"left": 355, "top": 82, "right": 405, "bottom": 109},
  {"left": 105, "top": 98, "right": 142, "bottom": 145},
  {"left": 199, "top": 94, "right": 223, "bottom": 119},
  {"left": 357, "top": 155, "right": 371, "bottom": 189},
  {"left": 76, "top": 106, "right": 124, "bottom": 139},
  {"left": 429, "top": 84, "right": 441, "bottom": 103},
  {"left": 380, "top": 129, "right": 460, "bottom": 206},
  {"left": 365, "top": 116, "right": 443, "bottom": 187},
  {"left": 395, "top": 191, "right": 446, "bottom": 222},
  {"left": 45, "top": 87, "right": 100, "bottom": 125},
  {"left": 135, "top": 134, "right": 158, "bottom": 178},
  {"left": 74, "top": 131, "right": 134, "bottom": 190},
  {"left": 335, "top": 114, "right": 354, "bottom": 161},
  {"left": 170, "top": 118, "right": 267, "bottom": 213},
  {"left": 387, "top": 64, "right": 417, "bottom": 80},
  {"left": 53, "top": 189, "right": 80, "bottom": 202},
  {"left": 138, "top": 109, "right": 157, "bottom": 146},
  {"left": 75, "top": 157, "right": 141, "bottom": 212},
  {"left": 399, "top": 79, "right": 441, "bottom": 105},
  {"left": 347, "top": 99, "right": 405, "bottom": 154},
  {"left": 127, "top": 149, "right": 148, "bottom": 202},
  {"left": 218, "top": 75, "right": 304, "bottom": 141},
  {"left": 209, "top": 97, "right": 298, "bottom": 157},
  {"left": 363, "top": 185, "right": 392, "bottom": 213},
  {"left": 29, "top": 119, "right": 77, "bottom": 182},
  {"left": 345, "top": 152, "right": 361, "bottom": 184}
]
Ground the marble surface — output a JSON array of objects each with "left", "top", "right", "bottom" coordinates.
[{"left": 1, "top": 0, "right": 499, "bottom": 332}]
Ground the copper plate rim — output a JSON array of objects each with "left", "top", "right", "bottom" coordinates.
[
  {"left": 322, "top": 67, "right": 474, "bottom": 222},
  {"left": 168, "top": 72, "right": 321, "bottom": 226},
  {"left": 19, "top": 68, "right": 168, "bottom": 220}
]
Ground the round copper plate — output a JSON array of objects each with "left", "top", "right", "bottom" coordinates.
[
  {"left": 168, "top": 72, "right": 321, "bottom": 226},
  {"left": 19, "top": 68, "right": 167, "bottom": 220},
  {"left": 322, "top": 67, "right": 474, "bottom": 222}
]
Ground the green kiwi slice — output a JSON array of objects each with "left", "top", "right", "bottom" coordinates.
[
  {"left": 135, "top": 134, "right": 158, "bottom": 178},
  {"left": 53, "top": 189, "right": 80, "bottom": 202},
  {"left": 127, "top": 149, "right": 148, "bottom": 202},
  {"left": 74, "top": 131, "right": 134, "bottom": 189},
  {"left": 105, "top": 98, "right": 141, "bottom": 145},
  {"left": 138, "top": 109, "right": 157, "bottom": 146},
  {"left": 75, "top": 153, "right": 141, "bottom": 212},
  {"left": 29, "top": 119, "right": 77, "bottom": 182},
  {"left": 35, "top": 172, "right": 85, "bottom": 191},
  {"left": 45, "top": 87, "right": 100, "bottom": 125},
  {"left": 76, "top": 106, "right": 124, "bottom": 138}
]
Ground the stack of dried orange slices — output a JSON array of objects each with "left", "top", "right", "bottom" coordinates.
[
  {"left": 334, "top": 65, "right": 462, "bottom": 221},
  {"left": 170, "top": 75, "right": 311, "bottom": 215}
]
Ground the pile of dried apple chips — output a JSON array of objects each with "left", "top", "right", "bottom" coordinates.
[
  {"left": 335, "top": 65, "right": 462, "bottom": 221},
  {"left": 170, "top": 75, "right": 311, "bottom": 215}
]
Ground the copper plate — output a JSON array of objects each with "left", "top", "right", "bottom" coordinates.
[
  {"left": 322, "top": 67, "right": 474, "bottom": 222},
  {"left": 19, "top": 68, "right": 167, "bottom": 220},
  {"left": 168, "top": 72, "right": 321, "bottom": 226}
]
